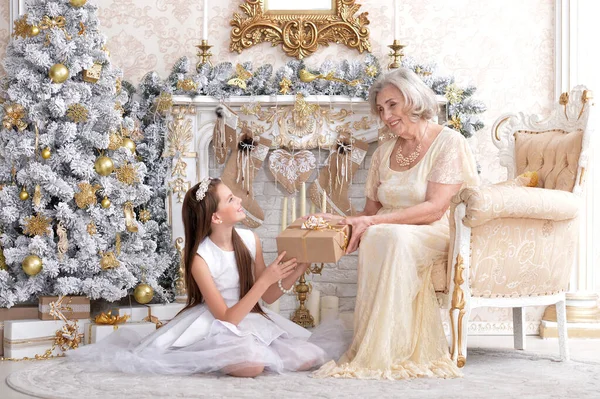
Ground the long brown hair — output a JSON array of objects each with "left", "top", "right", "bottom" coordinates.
[{"left": 180, "top": 178, "right": 266, "bottom": 317}]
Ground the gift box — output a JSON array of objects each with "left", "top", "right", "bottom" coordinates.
[
  {"left": 84, "top": 321, "right": 156, "bottom": 344},
  {"left": 0, "top": 305, "right": 38, "bottom": 356},
  {"left": 276, "top": 216, "right": 351, "bottom": 264},
  {"left": 114, "top": 305, "right": 149, "bottom": 322},
  {"left": 3, "top": 319, "right": 86, "bottom": 359},
  {"left": 146, "top": 303, "right": 185, "bottom": 322},
  {"left": 38, "top": 296, "right": 91, "bottom": 321}
]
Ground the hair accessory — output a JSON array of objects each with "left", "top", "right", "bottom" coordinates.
[{"left": 195, "top": 177, "right": 211, "bottom": 201}]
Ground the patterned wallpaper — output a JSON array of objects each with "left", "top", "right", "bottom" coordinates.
[{"left": 0, "top": 0, "right": 556, "bottom": 324}]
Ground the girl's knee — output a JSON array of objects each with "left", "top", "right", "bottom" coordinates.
[{"left": 226, "top": 364, "right": 264, "bottom": 378}]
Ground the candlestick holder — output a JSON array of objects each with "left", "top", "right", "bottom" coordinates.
[
  {"left": 291, "top": 263, "right": 325, "bottom": 328},
  {"left": 196, "top": 40, "right": 213, "bottom": 71},
  {"left": 388, "top": 39, "right": 406, "bottom": 69}
]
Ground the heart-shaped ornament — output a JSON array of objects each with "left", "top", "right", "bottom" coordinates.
[{"left": 268, "top": 149, "right": 316, "bottom": 194}]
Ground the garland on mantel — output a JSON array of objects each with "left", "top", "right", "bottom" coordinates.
[{"left": 141, "top": 54, "right": 486, "bottom": 139}]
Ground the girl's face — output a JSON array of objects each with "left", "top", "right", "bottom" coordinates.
[
  {"left": 376, "top": 84, "right": 417, "bottom": 139},
  {"left": 213, "top": 183, "right": 246, "bottom": 225}
]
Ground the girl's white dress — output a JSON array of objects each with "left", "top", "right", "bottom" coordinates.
[{"left": 67, "top": 229, "right": 342, "bottom": 374}]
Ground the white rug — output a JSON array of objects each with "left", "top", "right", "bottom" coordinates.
[{"left": 6, "top": 349, "right": 599, "bottom": 399}]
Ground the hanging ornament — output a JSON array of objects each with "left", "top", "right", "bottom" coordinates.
[
  {"left": 121, "top": 138, "right": 136, "bottom": 154},
  {"left": 365, "top": 65, "right": 378, "bottom": 77},
  {"left": 78, "top": 22, "right": 86, "bottom": 36},
  {"left": 87, "top": 221, "right": 97, "bottom": 236},
  {"left": 0, "top": 246, "right": 6, "bottom": 271},
  {"left": 154, "top": 92, "right": 173, "bottom": 114},
  {"left": 66, "top": 103, "right": 89, "bottom": 123},
  {"left": 227, "top": 64, "right": 253, "bottom": 90},
  {"left": 19, "top": 187, "right": 29, "bottom": 201},
  {"left": 115, "top": 78, "right": 122, "bottom": 94},
  {"left": 82, "top": 63, "right": 102, "bottom": 83},
  {"left": 2, "top": 103, "right": 28, "bottom": 132},
  {"left": 74, "top": 182, "right": 101, "bottom": 209},
  {"left": 94, "top": 155, "right": 114, "bottom": 176},
  {"left": 100, "top": 251, "right": 120, "bottom": 270},
  {"left": 49, "top": 63, "right": 70, "bottom": 84},
  {"left": 133, "top": 283, "right": 154, "bottom": 304},
  {"left": 115, "top": 163, "right": 140, "bottom": 185},
  {"left": 41, "top": 147, "right": 51, "bottom": 159},
  {"left": 56, "top": 221, "right": 68, "bottom": 261},
  {"left": 138, "top": 209, "right": 151, "bottom": 223},
  {"left": 29, "top": 25, "right": 40, "bottom": 37},
  {"left": 123, "top": 202, "right": 139, "bottom": 233},
  {"left": 39, "top": 16, "right": 71, "bottom": 42},
  {"left": 108, "top": 133, "right": 123, "bottom": 150},
  {"left": 444, "top": 84, "right": 465, "bottom": 105},
  {"left": 114, "top": 102, "right": 124, "bottom": 116},
  {"left": 101, "top": 196, "right": 111, "bottom": 209},
  {"left": 447, "top": 114, "right": 463, "bottom": 131},
  {"left": 12, "top": 16, "right": 31, "bottom": 38},
  {"left": 22, "top": 255, "right": 43, "bottom": 276},
  {"left": 279, "top": 77, "right": 292, "bottom": 95},
  {"left": 33, "top": 184, "right": 42, "bottom": 207},
  {"left": 70, "top": 0, "right": 88, "bottom": 8},
  {"left": 176, "top": 79, "right": 198, "bottom": 92},
  {"left": 115, "top": 233, "right": 121, "bottom": 256}
]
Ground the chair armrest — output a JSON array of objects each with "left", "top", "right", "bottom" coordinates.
[{"left": 455, "top": 185, "right": 580, "bottom": 228}]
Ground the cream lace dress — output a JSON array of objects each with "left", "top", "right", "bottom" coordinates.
[{"left": 314, "top": 127, "right": 479, "bottom": 380}]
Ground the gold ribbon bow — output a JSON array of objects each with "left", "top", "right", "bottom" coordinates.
[
  {"left": 94, "top": 311, "right": 130, "bottom": 325},
  {"left": 2, "top": 103, "right": 28, "bottom": 131},
  {"left": 143, "top": 308, "right": 164, "bottom": 329},
  {"left": 301, "top": 215, "right": 330, "bottom": 230},
  {"left": 48, "top": 296, "right": 73, "bottom": 324},
  {"left": 46, "top": 296, "right": 81, "bottom": 355},
  {"left": 39, "top": 15, "right": 71, "bottom": 43}
]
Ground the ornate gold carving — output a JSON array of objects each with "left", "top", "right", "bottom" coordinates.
[
  {"left": 299, "top": 69, "right": 362, "bottom": 86},
  {"left": 578, "top": 89, "right": 593, "bottom": 120},
  {"left": 559, "top": 92, "right": 569, "bottom": 120},
  {"left": 174, "top": 237, "right": 187, "bottom": 302},
  {"left": 450, "top": 253, "right": 467, "bottom": 368},
  {"left": 169, "top": 178, "right": 191, "bottom": 203},
  {"left": 494, "top": 116, "right": 510, "bottom": 141},
  {"left": 171, "top": 159, "right": 188, "bottom": 178},
  {"left": 230, "top": 0, "right": 371, "bottom": 59},
  {"left": 164, "top": 108, "right": 194, "bottom": 203},
  {"left": 352, "top": 116, "right": 374, "bottom": 131}
]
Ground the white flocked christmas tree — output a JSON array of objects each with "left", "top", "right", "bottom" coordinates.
[{"left": 0, "top": 0, "right": 174, "bottom": 307}]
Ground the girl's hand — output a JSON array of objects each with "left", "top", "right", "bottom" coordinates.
[
  {"left": 260, "top": 251, "right": 298, "bottom": 286},
  {"left": 341, "top": 215, "right": 374, "bottom": 254}
]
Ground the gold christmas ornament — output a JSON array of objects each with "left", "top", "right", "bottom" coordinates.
[
  {"left": 41, "top": 147, "right": 51, "bottom": 159},
  {"left": 83, "top": 63, "right": 102, "bottom": 83},
  {"left": 100, "top": 251, "right": 120, "bottom": 270},
  {"left": 444, "top": 84, "right": 464, "bottom": 105},
  {"left": 66, "top": 103, "right": 89, "bottom": 123},
  {"left": 22, "top": 255, "right": 43, "bottom": 276},
  {"left": 39, "top": 16, "right": 71, "bottom": 42},
  {"left": 448, "top": 115, "right": 463, "bottom": 131},
  {"left": 101, "top": 196, "right": 111, "bottom": 209},
  {"left": 74, "top": 182, "right": 101, "bottom": 209},
  {"left": 176, "top": 79, "right": 198, "bottom": 92},
  {"left": 115, "top": 163, "right": 140, "bottom": 185},
  {"left": 13, "top": 16, "right": 31, "bottom": 38},
  {"left": 108, "top": 133, "right": 123, "bottom": 151},
  {"left": 87, "top": 221, "right": 97, "bottom": 235},
  {"left": 115, "top": 78, "right": 122, "bottom": 94},
  {"left": 23, "top": 214, "right": 52, "bottom": 236},
  {"left": 33, "top": 184, "right": 42, "bottom": 207},
  {"left": 2, "top": 103, "right": 28, "bottom": 131},
  {"left": 29, "top": 25, "right": 40, "bottom": 37},
  {"left": 49, "top": 63, "right": 69, "bottom": 84},
  {"left": 133, "top": 283, "right": 154, "bottom": 304},
  {"left": 154, "top": 92, "right": 173, "bottom": 114},
  {"left": 365, "top": 65, "right": 378, "bottom": 77},
  {"left": 70, "top": 0, "right": 88, "bottom": 8},
  {"left": 94, "top": 155, "right": 114, "bottom": 176},
  {"left": 19, "top": 187, "right": 30, "bottom": 201},
  {"left": 123, "top": 202, "right": 139, "bottom": 233},
  {"left": 138, "top": 209, "right": 151, "bottom": 223},
  {"left": 279, "top": 78, "right": 292, "bottom": 95},
  {"left": 121, "top": 138, "right": 136, "bottom": 154},
  {"left": 78, "top": 22, "right": 86, "bottom": 36},
  {"left": 56, "top": 221, "right": 68, "bottom": 261}
]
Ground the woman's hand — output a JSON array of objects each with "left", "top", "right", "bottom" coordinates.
[
  {"left": 341, "top": 215, "right": 374, "bottom": 254},
  {"left": 259, "top": 251, "right": 298, "bottom": 286}
]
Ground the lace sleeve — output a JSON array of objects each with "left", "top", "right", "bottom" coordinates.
[
  {"left": 365, "top": 145, "right": 383, "bottom": 201},
  {"left": 427, "top": 130, "right": 479, "bottom": 186}
]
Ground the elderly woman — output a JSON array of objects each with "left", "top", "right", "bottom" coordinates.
[{"left": 315, "top": 68, "right": 479, "bottom": 380}]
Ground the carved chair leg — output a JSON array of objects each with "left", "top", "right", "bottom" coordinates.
[
  {"left": 556, "top": 300, "right": 570, "bottom": 361},
  {"left": 450, "top": 303, "right": 471, "bottom": 368},
  {"left": 512, "top": 307, "right": 526, "bottom": 350}
]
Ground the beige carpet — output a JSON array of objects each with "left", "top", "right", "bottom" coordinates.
[{"left": 6, "top": 348, "right": 599, "bottom": 399}]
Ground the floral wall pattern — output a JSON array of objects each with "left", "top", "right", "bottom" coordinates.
[{"left": 0, "top": 0, "right": 556, "bottom": 325}]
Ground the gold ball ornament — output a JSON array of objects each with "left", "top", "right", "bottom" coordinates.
[
  {"left": 19, "top": 187, "right": 29, "bottom": 201},
  {"left": 41, "top": 147, "right": 51, "bottom": 159},
  {"left": 101, "top": 196, "right": 111, "bottom": 208},
  {"left": 133, "top": 283, "right": 154, "bottom": 304},
  {"left": 121, "top": 138, "right": 136, "bottom": 154},
  {"left": 69, "top": 0, "right": 87, "bottom": 7},
  {"left": 49, "top": 64, "right": 70, "bottom": 84},
  {"left": 22, "top": 255, "right": 43, "bottom": 276},
  {"left": 29, "top": 25, "right": 40, "bottom": 37},
  {"left": 94, "top": 155, "right": 114, "bottom": 176}
]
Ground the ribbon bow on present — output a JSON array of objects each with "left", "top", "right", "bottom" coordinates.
[
  {"left": 301, "top": 215, "right": 350, "bottom": 251},
  {"left": 39, "top": 15, "right": 72, "bottom": 42},
  {"left": 94, "top": 311, "right": 130, "bottom": 325}
]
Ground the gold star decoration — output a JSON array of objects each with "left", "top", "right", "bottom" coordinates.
[
  {"left": 279, "top": 78, "right": 292, "bottom": 95},
  {"left": 154, "top": 92, "right": 173, "bottom": 114},
  {"left": 74, "top": 182, "right": 101, "bottom": 209},
  {"left": 447, "top": 115, "right": 463, "bottom": 131},
  {"left": 66, "top": 103, "right": 89, "bottom": 123},
  {"left": 108, "top": 132, "right": 123, "bottom": 150},
  {"left": 177, "top": 79, "right": 198, "bottom": 92},
  {"left": 12, "top": 16, "right": 31, "bottom": 38},
  {"left": 100, "top": 251, "right": 120, "bottom": 270},
  {"left": 2, "top": 103, "right": 28, "bottom": 131},
  {"left": 139, "top": 209, "right": 151, "bottom": 223},
  {"left": 444, "top": 84, "right": 464, "bottom": 105},
  {"left": 23, "top": 214, "right": 52, "bottom": 236},
  {"left": 115, "top": 163, "right": 140, "bottom": 185},
  {"left": 365, "top": 65, "right": 378, "bottom": 78},
  {"left": 87, "top": 221, "right": 97, "bottom": 236}
]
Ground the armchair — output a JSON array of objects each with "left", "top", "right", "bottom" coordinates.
[{"left": 447, "top": 85, "right": 594, "bottom": 367}]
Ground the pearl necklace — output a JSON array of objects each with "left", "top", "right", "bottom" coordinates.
[{"left": 395, "top": 121, "right": 428, "bottom": 167}]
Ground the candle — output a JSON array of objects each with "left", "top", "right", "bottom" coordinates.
[
  {"left": 393, "top": 0, "right": 400, "bottom": 41},
  {"left": 291, "top": 196, "right": 297, "bottom": 223},
  {"left": 281, "top": 197, "right": 288, "bottom": 231},
  {"left": 300, "top": 182, "right": 306, "bottom": 216},
  {"left": 310, "top": 203, "right": 316, "bottom": 215},
  {"left": 306, "top": 289, "right": 321, "bottom": 326},
  {"left": 320, "top": 295, "right": 339, "bottom": 322},
  {"left": 202, "top": 0, "right": 209, "bottom": 40},
  {"left": 321, "top": 190, "right": 327, "bottom": 214}
]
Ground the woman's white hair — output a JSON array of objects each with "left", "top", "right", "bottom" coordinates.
[{"left": 368, "top": 68, "right": 438, "bottom": 122}]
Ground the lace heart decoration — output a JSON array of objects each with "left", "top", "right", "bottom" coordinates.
[{"left": 268, "top": 149, "right": 316, "bottom": 194}]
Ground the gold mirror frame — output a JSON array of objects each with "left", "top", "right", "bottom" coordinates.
[{"left": 230, "top": 0, "right": 371, "bottom": 59}]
